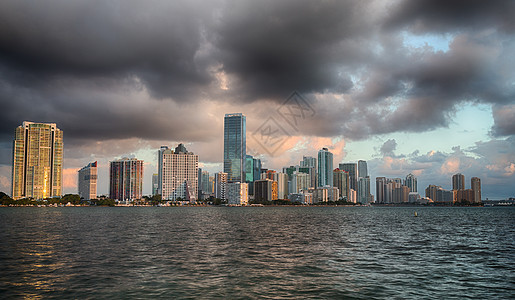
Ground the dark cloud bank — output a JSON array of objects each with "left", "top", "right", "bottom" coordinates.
[{"left": 0, "top": 0, "right": 514, "bottom": 165}]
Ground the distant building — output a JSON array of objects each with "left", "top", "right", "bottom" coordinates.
[
  {"left": 405, "top": 173, "right": 418, "bottom": 193},
  {"left": 376, "top": 177, "right": 387, "bottom": 203},
  {"left": 456, "top": 189, "right": 475, "bottom": 204},
  {"left": 358, "top": 176, "right": 372, "bottom": 204},
  {"left": 110, "top": 158, "right": 143, "bottom": 201},
  {"left": 300, "top": 156, "right": 317, "bottom": 188},
  {"left": 78, "top": 161, "right": 97, "bottom": 200},
  {"left": 12, "top": 121, "right": 63, "bottom": 200},
  {"left": 408, "top": 192, "right": 421, "bottom": 203},
  {"left": 333, "top": 168, "right": 349, "bottom": 200},
  {"left": 289, "top": 191, "right": 313, "bottom": 204},
  {"left": 349, "top": 189, "right": 357, "bottom": 203},
  {"left": 358, "top": 160, "right": 368, "bottom": 178},
  {"left": 471, "top": 177, "right": 481, "bottom": 203},
  {"left": 200, "top": 171, "right": 210, "bottom": 199},
  {"left": 452, "top": 173, "right": 465, "bottom": 191},
  {"left": 224, "top": 113, "right": 246, "bottom": 183},
  {"left": 215, "top": 172, "right": 228, "bottom": 200},
  {"left": 274, "top": 172, "right": 288, "bottom": 199},
  {"left": 227, "top": 182, "right": 248, "bottom": 205},
  {"left": 158, "top": 144, "right": 198, "bottom": 202},
  {"left": 339, "top": 163, "right": 357, "bottom": 192},
  {"left": 425, "top": 185, "right": 453, "bottom": 203},
  {"left": 317, "top": 148, "right": 333, "bottom": 187},
  {"left": 311, "top": 186, "right": 339, "bottom": 203},
  {"left": 290, "top": 172, "right": 311, "bottom": 194},
  {"left": 393, "top": 185, "right": 409, "bottom": 203},
  {"left": 152, "top": 173, "right": 159, "bottom": 196},
  {"left": 254, "top": 179, "right": 278, "bottom": 202}
]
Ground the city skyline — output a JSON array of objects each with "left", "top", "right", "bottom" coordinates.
[{"left": 0, "top": 1, "right": 514, "bottom": 199}]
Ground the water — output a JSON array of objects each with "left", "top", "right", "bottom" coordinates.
[{"left": 0, "top": 206, "right": 513, "bottom": 299}]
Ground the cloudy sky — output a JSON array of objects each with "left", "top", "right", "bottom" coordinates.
[{"left": 1, "top": 0, "right": 514, "bottom": 199}]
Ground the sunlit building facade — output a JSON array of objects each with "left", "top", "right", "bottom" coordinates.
[
  {"left": 110, "top": 158, "right": 143, "bottom": 201},
  {"left": 78, "top": 161, "right": 97, "bottom": 200},
  {"left": 317, "top": 148, "right": 333, "bottom": 187},
  {"left": 12, "top": 121, "right": 63, "bottom": 200},
  {"left": 158, "top": 144, "right": 198, "bottom": 202}
]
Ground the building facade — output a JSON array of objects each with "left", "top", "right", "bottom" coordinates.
[
  {"left": 215, "top": 172, "right": 228, "bottom": 200},
  {"left": 333, "top": 168, "right": 349, "bottom": 200},
  {"left": 405, "top": 173, "right": 418, "bottom": 193},
  {"left": 12, "top": 121, "right": 63, "bottom": 200},
  {"left": 78, "top": 161, "right": 97, "bottom": 200},
  {"left": 471, "top": 177, "right": 481, "bottom": 203},
  {"left": 452, "top": 173, "right": 465, "bottom": 191},
  {"left": 158, "top": 144, "right": 198, "bottom": 202},
  {"left": 227, "top": 182, "right": 249, "bottom": 205},
  {"left": 339, "top": 163, "right": 357, "bottom": 192},
  {"left": 254, "top": 179, "right": 278, "bottom": 202},
  {"left": 110, "top": 158, "right": 143, "bottom": 201},
  {"left": 224, "top": 113, "right": 246, "bottom": 183},
  {"left": 317, "top": 148, "right": 333, "bottom": 187}
]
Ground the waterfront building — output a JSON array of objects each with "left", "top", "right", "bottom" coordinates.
[
  {"left": 358, "top": 176, "right": 372, "bottom": 204},
  {"left": 200, "top": 171, "right": 210, "bottom": 198},
  {"left": 452, "top": 173, "right": 465, "bottom": 191},
  {"left": 78, "top": 161, "right": 97, "bottom": 200},
  {"left": 311, "top": 186, "right": 339, "bottom": 203},
  {"left": 110, "top": 158, "right": 143, "bottom": 201},
  {"left": 349, "top": 189, "right": 357, "bottom": 203},
  {"left": 339, "top": 163, "right": 357, "bottom": 192},
  {"left": 408, "top": 192, "right": 421, "bottom": 203},
  {"left": 317, "top": 148, "right": 333, "bottom": 187},
  {"left": 12, "top": 121, "right": 63, "bottom": 200},
  {"left": 405, "top": 173, "right": 418, "bottom": 193},
  {"left": 333, "top": 168, "right": 349, "bottom": 200},
  {"left": 392, "top": 185, "right": 409, "bottom": 203},
  {"left": 252, "top": 157, "right": 262, "bottom": 189},
  {"left": 358, "top": 160, "right": 368, "bottom": 178},
  {"left": 376, "top": 177, "right": 387, "bottom": 203},
  {"left": 254, "top": 179, "right": 278, "bottom": 202},
  {"left": 152, "top": 173, "right": 159, "bottom": 196},
  {"left": 471, "top": 177, "right": 481, "bottom": 203},
  {"left": 456, "top": 189, "right": 475, "bottom": 204},
  {"left": 289, "top": 191, "right": 313, "bottom": 204},
  {"left": 300, "top": 156, "right": 317, "bottom": 187},
  {"left": 215, "top": 172, "right": 228, "bottom": 200},
  {"left": 158, "top": 144, "right": 198, "bottom": 202},
  {"left": 425, "top": 185, "right": 453, "bottom": 203},
  {"left": 245, "top": 155, "right": 254, "bottom": 182},
  {"left": 290, "top": 172, "right": 311, "bottom": 194},
  {"left": 224, "top": 113, "right": 246, "bottom": 182},
  {"left": 274, "top": 172, "right": 288, "bottom": 199},
  {"left": 227, "top": 182, "right": 248, "bottom": 205}
]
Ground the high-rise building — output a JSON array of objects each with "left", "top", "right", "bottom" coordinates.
[
  {"left": 358, "top": 160, "right": 368, "bottom": 178},
  {"left": 200, "top": 171, "right": 210, "bottom": 197},
  {"left": 158, "top": 144, "right": 198, "bottom": 202},
  {"left": 274, "top": 172, "right": 288, "bottom": 199},
  {"left": 376, "top": 177, "right": 387, "bottom": 203},
  {"left": 12, "top": 121, "right": 63, "bottom": 200},
  {"left": 405, "top": 173, "right": 418, "bottom": 193},
  {"left": 227, "top": 182, "right": 248, "bottom": 205},
  {"left": 152, "top": 173, "right": 159, "bottom": 196},
  {"left": 393, "top": 185, "right": 409, "bottom": 203},
  {"left": 300, "top": 156, "right": 317, "bottom": 188},
  {"left": 358, "top": 176, "right": 371, "bottom": 204},
  {"left": 215, "top": 172, "right": 228, "bottom": 200},
  {"left": 224, "top": 113, "right": 246, "bottom": 183},
  {"left": 78, "top": 161, "right": 97, "bottom": 200},
  {"left": 245, "top": 155, "right": 254, "bottom": 182},
  {"left": 254, "top": 179, "right": 278, "bottom": 202},
  {"left": 253, "top": 157, "right": 262, "bottom": 187},
  {"left": 339, "top": 163, "right": 357, "bottom": 191},
  {"left": 452, "top": 173, "right": 465, "bottom": 191},
  {"left": 471, "top": 177, "right": 481, "bottom": 203},
  {"left": 110, "top": 158, "right": 143, "bottom": 201},
  {"left": 317, "top": 148, "right": 333, "bottom": 187},
  {"left": 290, "top": 172, "right": 311, "bottom": 194},
  {"left": 425, "top": 185, "right": 453, "bottom": 203},
  {"left": 333, "top": 168, "right": 349, "bottom": 200}
]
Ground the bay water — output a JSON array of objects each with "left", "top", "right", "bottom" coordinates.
[{"left": 0, "top": 206, "right": 513, "bottom": 299}]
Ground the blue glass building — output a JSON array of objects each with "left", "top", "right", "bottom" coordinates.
[{"left": 224, "top": 113, "right": 246, "bottom": 183}]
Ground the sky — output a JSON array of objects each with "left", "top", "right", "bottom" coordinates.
[{"left": 0, "top": 0, "right": 514, "bottom": 199}]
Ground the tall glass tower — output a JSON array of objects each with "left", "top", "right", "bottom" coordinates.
[
  {"left": 317, "top": 148, "right": 333, "bottom": 187},
  {"left": 224, "top": 113, "right": 246, "bottom": 182},
  {"left": 12, "top": 121, "right": 63, "bottom": 200}
]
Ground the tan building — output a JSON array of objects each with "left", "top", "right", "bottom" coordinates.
[
  {"left": 78, "top": 161, "right": 97, "bottom": 200},
  {"left": 12, "top": 121, "right": 63, "bottom": 200},
  {"left": 227, "top": 182, "right": 248, "bottom": 205},
  {"left": 254, "top": 179, "right": 278, "bottom": 202},
  {"left": 471, "top": 177, "right": 481, "bottom": 203},
  {"left": 158, "top": 144, "right": 198, "bottom": 202}
]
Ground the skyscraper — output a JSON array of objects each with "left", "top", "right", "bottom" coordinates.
[
  {"left": 376, "top": 177, "right": 387, "bottom": 203},
  {"left": 405, "top": 173, "right": 418, "bottom": 193},
  {"left": 452, "top": 173, "right": 465, "bottom": 191},
  {"left": 224, "top": 113, "right": 246, "bottom": 183},
  {"left": 358, "top": 160, "right": 368, "bottom": 178},
  {"left": 318, "top": 148, "right": 333, "bottom": 187},
  {"left": 78, "top": 161, "right": 97, "bottom": 200},
  {"left": 471, "top": 177, "right": 481, "bottom": 203},
  {"left": 358, "top": 176, "right": 371, "bottom": 204},
  {"left": 339, "top": 163, "right": 357, "bottom": 191},
  {"left": 110, "top": 158, "right": 143, "bottom": 201},
  {"left": 152, "top": 173, "right": 159, "bottom": 196},
  {"left": 215, "top": 172, "right": 228, "bottom": 200},
  {"left": 158, "top": 144, "right": 198, "bottom": 202},
  {"left": 12, "top": 121, "right": 63, "bottom": 200},
  {"left": 333, "top": 168, "right": 349, "bottom": 200}
]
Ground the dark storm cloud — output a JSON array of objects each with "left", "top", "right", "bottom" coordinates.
[
  {"left": 0, "top": 0, "right": 216, "bottom": 99},
  {"left": 385, "top": 0, "right": 515, "bottom": 33}
]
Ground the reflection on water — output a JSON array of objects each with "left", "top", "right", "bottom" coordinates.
[{"left": 0, "top": 207, "right": 513, "bottom": 299}]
